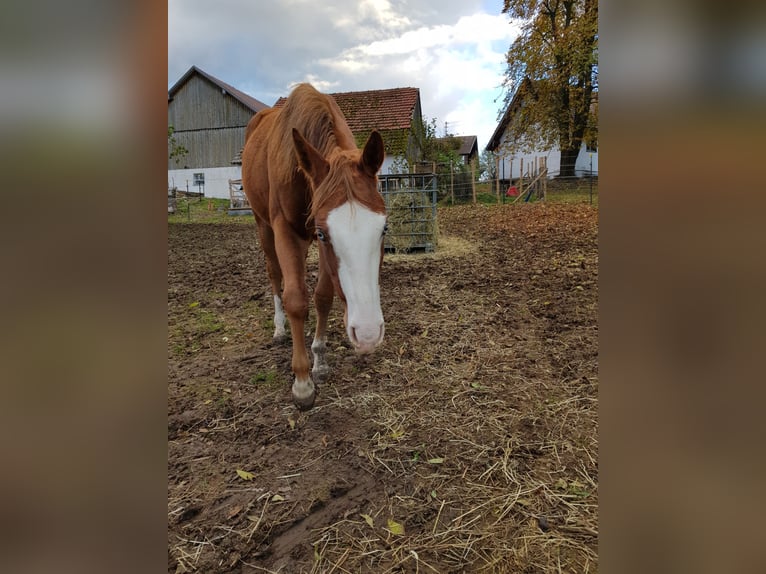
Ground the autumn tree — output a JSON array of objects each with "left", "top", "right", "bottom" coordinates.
[{"left": 501, "top": 0, "right": 598, "bottom": 177}]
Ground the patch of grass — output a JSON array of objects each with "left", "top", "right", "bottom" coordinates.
[
  {"left": 475, "top": 192, "right": 500, "bottom": 204},
  {"left": 547, "top": 189, "right": 598, "bottom": 206},
  {"left": 168, "top": 197, "right": 255, "bottom": 224},
  {"left": 546, "top": 178, "right": 598, "bottom": 206},
  {"left": 249, "top": 369, "right": 280, "bottom": 388},
  {"left": 194, "top": 308, "right": 223, "bottom": 334}
]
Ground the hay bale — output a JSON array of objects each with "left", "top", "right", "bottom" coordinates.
[{"left": 385, "top": 189, "right": 438, "bottom": 253}]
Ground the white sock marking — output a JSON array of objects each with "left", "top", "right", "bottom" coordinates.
[{"left": 273, "top": 294, "right": 286, "bottom": 339}]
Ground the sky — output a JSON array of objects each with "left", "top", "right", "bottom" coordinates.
[{"left": 168, "top": 0, "right": 522, "bottom": 151}]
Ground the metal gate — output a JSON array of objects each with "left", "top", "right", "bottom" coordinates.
[{"left": 378, "top": 173, "right": 438, "bottom": 253}]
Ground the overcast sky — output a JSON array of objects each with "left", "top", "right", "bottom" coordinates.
[{"left": 168, "top": 0, "right": 522, "bottom": 151}]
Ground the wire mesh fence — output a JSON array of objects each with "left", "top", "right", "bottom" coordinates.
[
  {"left": 457, "top": 172, "right": 598, "bottom": 205},
  {"left": 378, "top": 173, "right": 439, "bottom": 253}
]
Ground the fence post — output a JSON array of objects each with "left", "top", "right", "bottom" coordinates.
[
  {"left": 431, "top": 173, "right": 437, "bottom": 245},
  {"left": 450, "top": 160, "right": 454, "bottom": 205},
  {"left": 495, "top": 155, "right": 500, "bottom": 204}
]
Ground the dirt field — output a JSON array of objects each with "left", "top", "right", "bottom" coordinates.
[{"left": 168, "top": 202, "right": 598, "bottom": 573}]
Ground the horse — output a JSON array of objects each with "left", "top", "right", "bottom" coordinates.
[{"left": 241, "top": 83, "right": 387, "bottom": 410}]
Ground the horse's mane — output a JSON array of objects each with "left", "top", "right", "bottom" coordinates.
[
  {"left": 272, "top": 84, "right": 354, "bottom": 182},
  {"left": 272, "top": 84, "right": 382, "bottom": 224}
]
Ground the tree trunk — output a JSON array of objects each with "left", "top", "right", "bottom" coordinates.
[{"left": 559, "top": 147, "right": 579, "bottom": 178}]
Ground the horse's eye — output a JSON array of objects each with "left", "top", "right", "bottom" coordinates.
[{"left": 316, "top": 229, "right": 326, "bottom": 242}]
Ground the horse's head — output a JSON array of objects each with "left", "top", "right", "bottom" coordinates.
[{"left": 292, "top": 128, "right": 387, "bottom": 354}]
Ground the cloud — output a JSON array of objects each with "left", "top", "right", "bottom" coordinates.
[{"left": 168, "top": 0, "right": 521, "bottom": 147}]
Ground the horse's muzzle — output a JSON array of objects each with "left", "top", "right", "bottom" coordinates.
[{"left": 349, "top": 322, "right": 385, "bottom": 354}]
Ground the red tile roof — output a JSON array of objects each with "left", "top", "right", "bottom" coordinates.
[{"left": 274, "top": 87, "right": 420, "bottom": 133}]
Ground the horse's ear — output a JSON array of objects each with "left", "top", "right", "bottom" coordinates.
[
  {"left": 292, "top": 128, "right": 329, "bottom": 187},
  {"left": 361, "top": 130, "right": 384, "bottom": 177}
]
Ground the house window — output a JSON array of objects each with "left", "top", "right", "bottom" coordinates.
[{"left": 193, "top": 173, "right": 205, "bottom": 185}]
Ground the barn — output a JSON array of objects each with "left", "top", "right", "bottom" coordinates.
[
  {"left": 435, "top": 134, "right": 479, "bottom": 168},
  {"left": 168, "top": 66, "right": 269, "bottom": 199}
]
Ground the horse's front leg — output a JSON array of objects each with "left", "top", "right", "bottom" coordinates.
[
  {"left": 311, "top": 257, "right": 334, "bottom": 384},
  {"left": 274, "top": 228, "right": 315, "bottom": 409},
  {"left": 255, "top": 222, "right": 286, "bottom": 342}
]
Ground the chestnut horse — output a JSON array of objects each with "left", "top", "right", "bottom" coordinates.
[{"left": 241, "top": 83, "right": 387, "bottom": 410}]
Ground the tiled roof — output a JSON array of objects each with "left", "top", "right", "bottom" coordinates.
[
  {"left": 168, "top": 66, "right": 270, "bottom": 114},
  {"left": 273, "top": 87, "right": 420, "bottom": 134}
]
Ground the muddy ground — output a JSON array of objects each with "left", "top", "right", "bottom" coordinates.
[{"left": 168, "top": 202, "right": 598, "bottom": 573}]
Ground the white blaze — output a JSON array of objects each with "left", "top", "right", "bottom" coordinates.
[{"left": 325, "top": 201, "right": 385, "bottom": 351}]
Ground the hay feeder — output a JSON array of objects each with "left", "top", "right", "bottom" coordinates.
[{"left": 379, "top": 173, "right": 438, "bottom": 253}]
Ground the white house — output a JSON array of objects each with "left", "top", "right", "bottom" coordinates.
[{"left": 486, "top": 79, "right": 598, "bottom": 183}]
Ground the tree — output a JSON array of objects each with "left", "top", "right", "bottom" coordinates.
[
  {"left": 404, "top": 116, "right": 469, "bottom": 199},
  {"left": 479, "top": 149, "right": 498, "bottom": 182},
  {"left": 501, "top": 0, "right": 598, "bottom": 177},
  {"left": 168, "top": 125, "right": 188, "bottom": 167}
]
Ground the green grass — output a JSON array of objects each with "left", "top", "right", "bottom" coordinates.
[
  {"left": 248, "top": 369, "right": 281, "bottom": 388},
  {"left": 167, "top": 197, "right": 255, "bottom": 224},
  {"left": 195, "top": 309, "right": 223, "bottom": 334},
  {"left": 546, "top": 188, "right": 598, "bottom": 206}
]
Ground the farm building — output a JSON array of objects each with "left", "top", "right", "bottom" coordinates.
[
  {"left": 435, "top": 135, "right": 479, "bottom": 167},
  {"left": 486, "top": 78, "right": 598, "bottom": 182},
  {"left": 168, "top": 66, "right": 270, "bottom": 199},
  {"left": 268, "top": 86, "right": 426, "bottom": 175}
]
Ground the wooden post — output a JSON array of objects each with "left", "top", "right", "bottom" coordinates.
[
  {"left": 450, "top": 160, "right": 454, "bottom": 205},
  {"left": 519, "top": 158, "right": 524, "bottom": 198},
  {"left": 497, "top": 155, "right": 502, "bottom": 204},
  {"left": 495, "top": 155, "right": 500, "bottom": 200},
  {"left": 535, "top": 157, "right": 540, "bottom": 199},
  {"left": 471, "top": 161, "right": 477, "bottom": 205}
]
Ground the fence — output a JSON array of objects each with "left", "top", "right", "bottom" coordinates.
[
  {"left": 455, "top": 156, "right": 598, "bottom": 205},
  {"left": 227, "top": 178, "right": 253, "bottom": 216},
  {"left": 378, "top": 173, "right": 439, "bottom": 253}
]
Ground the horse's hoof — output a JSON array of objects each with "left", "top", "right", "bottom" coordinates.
[
  {"left": 293, "top": 392, "right": 316, "bottom": 411},
  {"left": 292, "top": 379, "right": 316, "bottom": 410},
  {"left": 272, "top": 332, "right": 287, "bottom": 344},
  {"left": 312, "top": 365, "right": 330, "bottom": 384}
]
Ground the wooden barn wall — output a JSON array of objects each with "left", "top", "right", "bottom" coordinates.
[
  {"left": 168, "top": 74, "right": 255, "bottom": 169},
  {"left": 168, "top": 126, "right": 246, "bottom": 169}
]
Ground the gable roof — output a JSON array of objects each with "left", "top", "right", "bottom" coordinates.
[
  {"left": 486, "top": 78, "right": 598, "bottom": 152},
  {"left": 485, "top": 78, "right": 534, "bottom": 152},
  {"left": 168, "top": 65, "right": 270, "bottom": 114},
  {"left": 437, "top": 135, "right": 478, "bottom": 157},
  {"left": 274, "top": 87, "right": 420, "bottom": 134}
]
